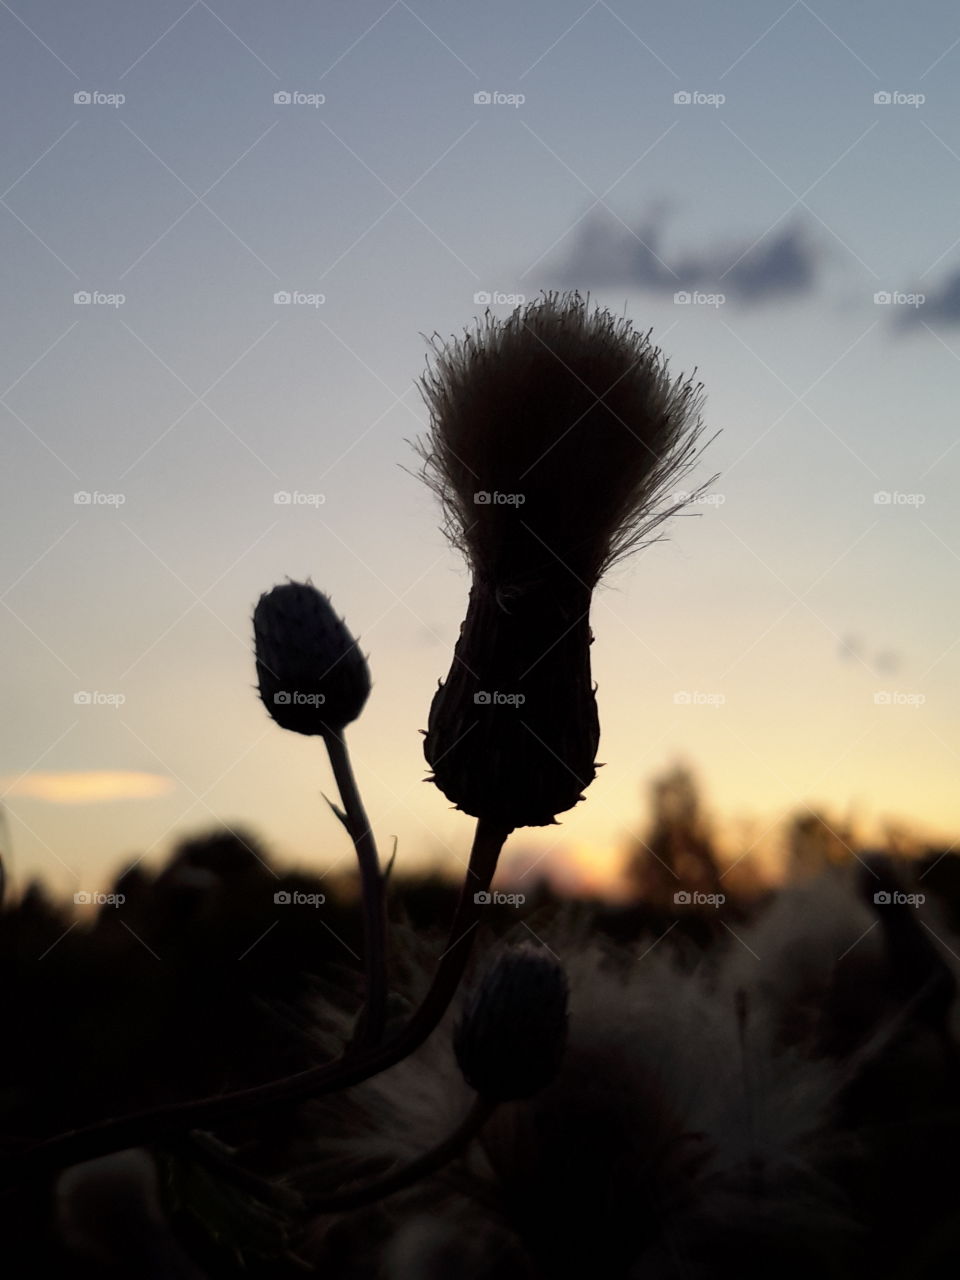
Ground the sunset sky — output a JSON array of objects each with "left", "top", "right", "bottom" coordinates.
[{"left": 2, "top": 0, "right": 959, "bottom": 898}]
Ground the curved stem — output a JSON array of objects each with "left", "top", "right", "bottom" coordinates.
[
  {"left": 322, "top": 729, "right": 387, "bottom": 1049},
  {"left": 310, "top": 1095, "right": 495, "bottom": 1214},
  {"left": 7, "top": 817, "right": 512, "bottom": 1185}
]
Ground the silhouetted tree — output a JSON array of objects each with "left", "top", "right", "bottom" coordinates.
[{"left": 626, "top": 763, "right": 722, "bottom": 904}]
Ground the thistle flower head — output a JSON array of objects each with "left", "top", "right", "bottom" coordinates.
[
  {"left": 416, "top": 290, "right": 707, "bottom": 594},
  {"left": 453, "top": 942, "right": 569, "bottom": 1102},
  {"left": 417, "top": 294, "right": 711, "bottom": 828},
  {"left": 253, "top": 580, "right": 370, "bottom": 736}
]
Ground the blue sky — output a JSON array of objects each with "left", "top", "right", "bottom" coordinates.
[{"left": 2, "top": 0, "right": 960, "bottom": 895}]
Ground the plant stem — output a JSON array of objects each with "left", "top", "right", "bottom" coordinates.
[
  {"left": 310, "top": 1095, "right": 495, "bottom": 1213},
  {"left": 8, "top": 817, "right": 512, "bottom": 1184},
  {"left": 322, "top": 729, "right": 387, "bottom": 1049}
]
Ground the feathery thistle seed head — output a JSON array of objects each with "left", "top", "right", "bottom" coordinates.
[
  {"left": 417, "top": 293, "right": 710, "bottom": 827},
  {"left": 253, "top": 580, "right": 370, "bottom": 736},
  {"left": 416, "top": 290, "right": 707, "bottom": 593},
  {"left": 454, "top": 942, "right": 569, "bottom": 1102}
]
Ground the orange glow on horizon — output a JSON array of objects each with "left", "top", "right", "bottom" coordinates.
[{"left": 2, "top": 771, "right": 176, "bottom": 805}]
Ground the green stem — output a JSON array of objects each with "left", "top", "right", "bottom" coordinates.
[{"left": 322, "top": 729, "right": 387, "bottom": 1049}]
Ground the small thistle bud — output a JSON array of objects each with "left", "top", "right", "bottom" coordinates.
[
  {"left": 417, "top": 292, "right": 710, "bottom": 827},
  {"left": 253, "top": 580, "right": 370, "bottom": 735},
  {"left": 454, "top": 942, "right": 569, "bottom": 1102}
]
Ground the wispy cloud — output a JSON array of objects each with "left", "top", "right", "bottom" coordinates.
[{"left": 554, "top": 206, "right": 823, "bottom": 305}]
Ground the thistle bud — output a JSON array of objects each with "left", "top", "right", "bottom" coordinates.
[
  {"left": 425, "top": 579, "right": 598, "bottom": 828},
  {"left": 253, "top": 580, "right": 370, "bottom": 736},
  {"left": 454, "top": 942, "right": 569, "bottom": 1102}
]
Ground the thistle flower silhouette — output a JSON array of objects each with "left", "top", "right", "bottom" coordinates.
[
  {"left": 417, "top": 291, "right": 709, "bottom": 829},
  {"left": 5, "top": 303, "right": 712, "bottom": 1191}
]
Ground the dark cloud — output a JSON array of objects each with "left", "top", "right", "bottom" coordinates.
[
  {"left": 555, "top": 207, "right": 823, "bottom": 304},
  {"left": 727, "top": 226, "right": 818, "bottom": 299},
  {"left": 926, "top": 269, "right": 960, "bottom": 320},
  {"left": 893, "top": 266, "right": 960, "bottom": 329},
  {"left": 838, "top": 633, "right": 903, "bottom": 675}
]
